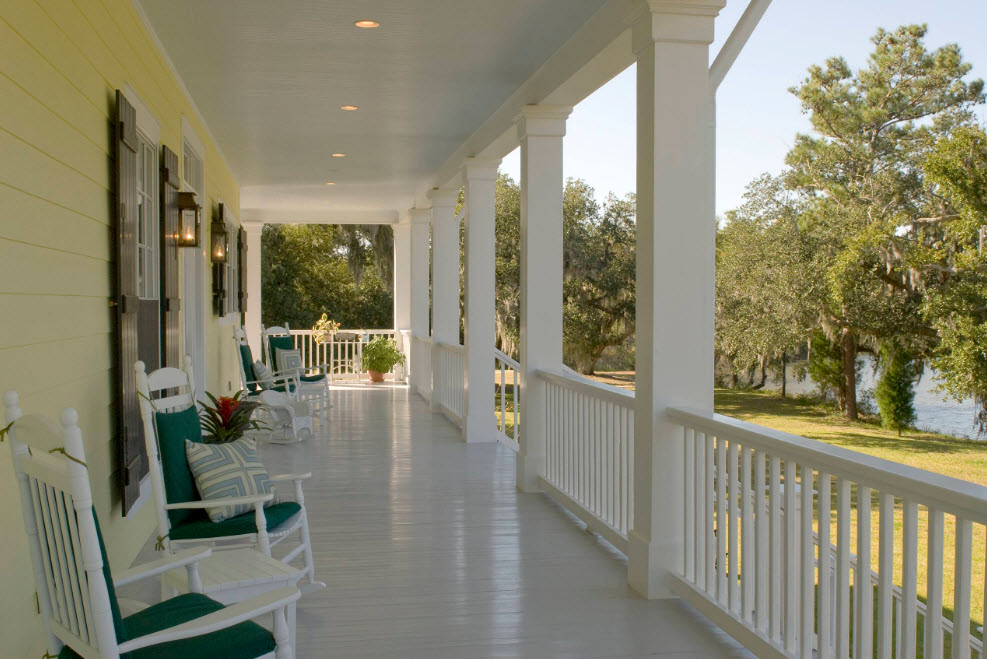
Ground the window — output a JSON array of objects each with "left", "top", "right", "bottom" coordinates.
[{"left": 136, "top": 133, "right": 159, "bottom": 300}]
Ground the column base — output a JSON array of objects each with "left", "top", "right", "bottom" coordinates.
[
  {"left": 627, "top": 529, "right": 679, "bottom": 599},
  {"left": 515, "top": 452, "right": 544, "bottom": 492},
  {"left": 463, "top": 414, "right": 498, "bottom": 443}
]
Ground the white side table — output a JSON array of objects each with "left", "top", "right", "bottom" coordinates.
[{"left": 164, "top": 548, "right": 304, "bottom": 651}]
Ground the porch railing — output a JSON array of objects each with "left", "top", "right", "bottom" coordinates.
[
  {"left": 667, "top": 408, "right": 987, "bottom": 659},
  {"left": 536, "top": 369, "right": 635, "bottom": 553},
  {"left": 494, "top": 348, "right": 520, "bottom": 451},
  {"left": 433, "top": 341, "right": 465, "bottom": 424},
  {"left": 288, "top": 329, "right": 396, "bottom": 379}
]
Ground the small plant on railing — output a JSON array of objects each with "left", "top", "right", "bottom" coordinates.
[
  {"left": 199, "top": 391, "right": 265, "bottom": 443},
  {"left": 311, "top": 313, "right": 341, "bottom": 345},
  {"left": 361, "top": 337, "right": 405, "bottom": 383}
]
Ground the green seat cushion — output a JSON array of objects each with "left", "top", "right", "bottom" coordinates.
[
  {"left": 168, "top": 501, "right": 301, "bottom": 541},
  {"left": 267, "top": 336, "right": 295, "bottom": 371},
  {"left": 239, "top": 344, "right": 259, "bottom": 392},
  {"left": 60, "top": 593, "right": 275, "bottom": 659},
  {"left": 153, "top": 406, "right": 203, "bottom": 527},
  {"left": 92, "top": 508, "right": 128, "bottom": 649},
  {"left": 299, "top": 373, "right": 325, "bottom": 383},
  {"left": 271, "top": 381, "right": 296, "bottom": 394}
]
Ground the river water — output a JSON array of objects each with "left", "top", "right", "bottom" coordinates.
[{"left": 767, "top": 356, "right": 983, "bottom": 440}]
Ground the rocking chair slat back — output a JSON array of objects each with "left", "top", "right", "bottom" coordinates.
[{"left": 5, "top": 394, "right": 120, "bottom": 658}]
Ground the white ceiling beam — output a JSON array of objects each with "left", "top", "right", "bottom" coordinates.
[
  {"left": 240, "top": 209, "right": 399, "bottom": 225},
  {"left": 709, "top": 0, "right": 773, "bottom": 92}
]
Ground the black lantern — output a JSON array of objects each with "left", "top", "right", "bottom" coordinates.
[
  {"left": 177, "top": 192, "right": 201, "bottom": 247},
  {"left": 210, "top": 213, "right": 229, "bottom": 264}
]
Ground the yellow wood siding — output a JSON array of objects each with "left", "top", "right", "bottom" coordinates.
[{"left": 0, "top": 0, "right": 241, "bottom": 654}]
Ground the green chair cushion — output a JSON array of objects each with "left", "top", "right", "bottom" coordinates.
[
  {"left": 239, "top": 344, "right": 259, "bottom": 392},
  {"left": 299, "top": 373, "right": 326, "bottom": 383},
  {"left": 60, "top": 593, "right": 275, "bottom": 659},
  {"left": 92, "top": 508, "right": 128, "bottom": 650},
  {"left": 153, "top": 405, "right": 203, "bottom": 527},
  {"left": 168, "top": 501, "right": 301, "bottom": 541},
  {"left": 267, "top": 336, "right": 295, "bottom": 371}
]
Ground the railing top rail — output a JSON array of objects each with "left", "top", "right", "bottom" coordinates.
[
  {"left": 290, "top": 328, "right": 396, "bottom": 335},
  {"left": 668, "top": 407, "right": 987, "bottom": 524},
  {"left": 493, "top": 348, "right": 520, "bottom": 371},
  {"left": 536, "top": 368, "right": 635, "bottom": 408},
  {"left": 434, "top": 340, "right": 465, "bottom": 353}
]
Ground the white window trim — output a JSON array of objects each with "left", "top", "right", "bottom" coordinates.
[{"left": 182, "top": 117, "right": 209, "bottom": 399}]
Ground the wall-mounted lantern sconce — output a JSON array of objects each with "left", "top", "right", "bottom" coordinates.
[
  {"left": 177, "top": 192, "right": 201, "bottom": 248},
  {"left": 210, "top": 216, "right": 229, "bottom": 264}
]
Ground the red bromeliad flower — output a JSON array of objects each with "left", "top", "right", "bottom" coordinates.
[{"left": 216, "top": 396, "right": 239, "bottom": 426}]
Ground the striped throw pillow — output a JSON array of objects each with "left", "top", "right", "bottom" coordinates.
[{"left": 185, "top": 438, "right": 274, "bottom": 523}]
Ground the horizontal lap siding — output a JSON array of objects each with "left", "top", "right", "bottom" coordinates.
[{"left": 0, "top": 0, "right": 240, "bottom": 655}]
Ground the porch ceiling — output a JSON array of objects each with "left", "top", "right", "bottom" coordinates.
[{"left": 135, "top": 0, "right": 613, "bottom": 218}]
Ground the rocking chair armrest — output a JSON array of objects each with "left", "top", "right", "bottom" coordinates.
[
  {"left": 163, "top": 493, "right": 274, "bottom": 510},
  {"left": 117, "top": 586, "right": 301, "bottom": 653},
  {"left": 269, "top": 472, "right": 312, "bottom": 483},
  {"left": 113, "top": 548, "right": 212, "bottom": 587}
]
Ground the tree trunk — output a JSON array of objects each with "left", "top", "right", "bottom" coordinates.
[
  {"left": 781, "top": 352, "right": 788, "bottom": 398},
  {"left": 751, "top": 356, "right": 768, "bottom": 390},
  {"left": 842, "top": 328, "right": 859, "bottom": 420}
]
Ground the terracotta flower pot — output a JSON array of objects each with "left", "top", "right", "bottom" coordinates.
[{"left": 368, "top": 370, "right": 385, "bottom": 383}]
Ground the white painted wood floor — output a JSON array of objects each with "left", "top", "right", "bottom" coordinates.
[
  {"left": 130, "top": 384, "right": 751, "bottom": 658},
  {"left": 262, "top": 384, "right": 752, "bottom": 659}
]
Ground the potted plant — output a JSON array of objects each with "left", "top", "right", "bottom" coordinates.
[
  {"left": 199, "top": 391, "right": 265, "bottom": 443},
  {"left": 361, "top": 337, "right": 405, "bottom": 383}
]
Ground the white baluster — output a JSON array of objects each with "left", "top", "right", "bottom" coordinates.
[
  {"left": 770, "top": 455, "right": 782, "bottom": 643},
  {"left": 836, "top": 478, "right": 852, "bottom": 659},
  {"left": 819, "top": 472, "right": 832, "bottom": 659},
  {"left": 952, "top": 518, "right": 972, "bottom": 659},
  {"left": 901, "top": 500, "right": 918, "bottom": 659},
  {"left": 755, "top": 450, "right": 768, "bottom": 635},
  {"left": 800, "top": 466, "right": 814, "bottom": 659},
  {"left": 684, "top": 428, "right": 695, "bottom": 582},
  {"left": 878, "top": 492, "right": 895, "bottom": 659},
  {"left": 785, "top": 459, "right": 798, "bottom": 654},
  {"left": 857, "top": 486, "right": 874, "bottom": 659},
  {"left": 925, "top": 507, "right": 944, "bottom": 659}
]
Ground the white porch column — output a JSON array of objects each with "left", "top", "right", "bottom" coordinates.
[
  {"left": 392, "top": 221, "right": 412, "bottom": 382},
  {"left": 428, "top": 188, "right": 460, "bottom": 411},
  {"left": 462, "top": 158, "right": 501, "bottom": 443},
  {"left": 242, "top": 222, "right": 264, "bottom": 358},
  {"left": 409, "top": 208, "right": 431, "bottom": 396},
  {"left": 515, "top": 106, "right": 571, "bottom": 491},
  {"left": 628, "top": 0, "right": 722, "bottom": 599}
]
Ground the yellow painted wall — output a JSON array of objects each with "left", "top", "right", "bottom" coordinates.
[{"left": 0, "top": 0, "right": 242, "bottom": 654}]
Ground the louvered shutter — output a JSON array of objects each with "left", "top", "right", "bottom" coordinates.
[
  {"left": 114, "top": 91, "right": 146, "bottom": 513},
  {"left": 237, "top": 226, "right": 247, "bottom": 316},
  {"left": 160, "top": 146, "right": 181, "bottom": 367}
]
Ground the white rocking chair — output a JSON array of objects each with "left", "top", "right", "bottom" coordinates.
[
  {"left": 262, "top": 324, "right": 331, "bottom": 408},
  {"left": 135, "top": 359, "right": 325, "bottom": 594},
  {"left": 4, "top": 391, "right": 299, "bottom": 659},
  {"left": 258, "top": 389, "right": 313, "bottom": 444},
  {"left": 234, "top": 326, "right": 301, "bottom": 401}
]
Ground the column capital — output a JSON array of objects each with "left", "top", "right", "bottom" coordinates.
[
  {"left": 631, "top": 0, "right": 724, "bottom": 52},
  {"left": 516, "top": 105, "right": 573, "bottom": 140},
  {"left": 426, "top": 187, "right": 459, "bottom": 208},
  {"left": 241, "top": 221, "right": 265, "bottom": 235},
  {"left": 409, "top": 207, "right": 431, "bottom": 225},
  {"left": 462, "top": 157, "right": 502, "bottom": 183}
]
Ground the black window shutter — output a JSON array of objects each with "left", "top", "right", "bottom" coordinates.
[
  {"left": 237, "top": 226, "right": 247, "bottom": 316},
  {"left": 160, "top": 145, "right": 181, "bottom": 368},
  {"left": 114, "top": 90, "right": 146, "bottom": 514}
]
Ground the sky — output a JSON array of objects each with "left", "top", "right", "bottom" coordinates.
[{"left": 499, "top": 0, "right": 987, "bottom": 217}]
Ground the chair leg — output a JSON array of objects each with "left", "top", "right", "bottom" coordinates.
[{"left": 273, "top": 606, "right": 293, "bottom": 659}]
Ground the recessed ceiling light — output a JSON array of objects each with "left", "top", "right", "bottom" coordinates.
[
  {"left": 354, "top": 20, "right": 379, "bottom": 28},
  {"left": 332, "top": 153, "right": 346, "bottom": 158},
  {"left": 340, "top": 105, "right": 358, "bottom": 111},
  {"left": 325, "top": 182, "right": 336, "bottom": 186}
]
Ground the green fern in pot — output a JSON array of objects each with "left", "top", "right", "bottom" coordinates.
[{"left": 361, "top": 337, "right": 405, "bottom": 383}]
